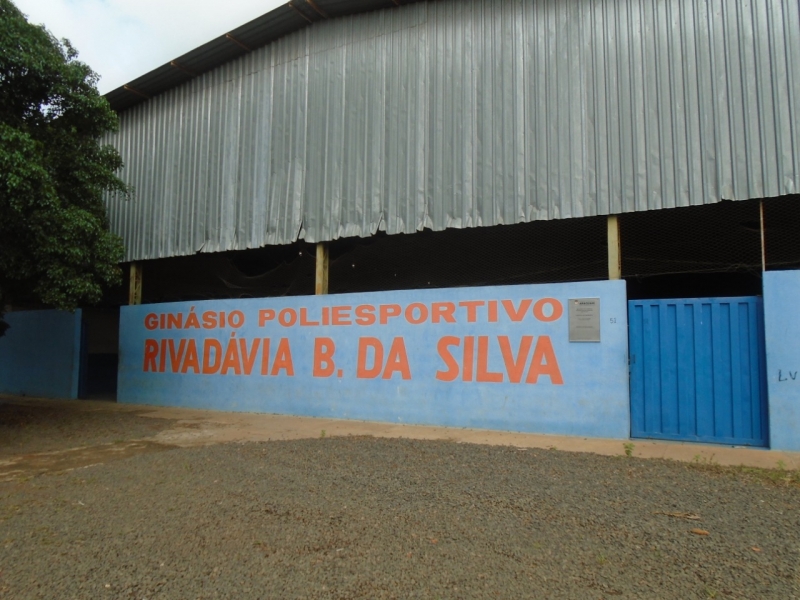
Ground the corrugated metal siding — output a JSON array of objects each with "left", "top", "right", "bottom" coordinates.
[{"left": 105, "top": 0, "right": 800, "bottom": 261}]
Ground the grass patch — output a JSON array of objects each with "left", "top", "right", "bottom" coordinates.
[
  {"left": 623, "top": 442, "right": 634, "bottom": 457},
  {"left": 686, "top": 461, "right": 800, "bottom": 488}
]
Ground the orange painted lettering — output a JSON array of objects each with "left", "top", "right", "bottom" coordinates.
[
  {"left": 202, "top": 311, "right": 217, "bottom": 329},
  {"left": 379, "top": 304, "right": 402, "bottom": 324},
  {"left": 435, "top": 336, "right": 460, "bottom": 381},
  {"left": 184, "top": 310, "right": 201, "bottom": 329},
  {"left": 382, "top": 337, "right": 411, "bottom": 380},
  {"left": 300, "top": 308, "right": 320, "bottom": 326},
  {"left": 220, "top": 337, "right": 242, "bottom": 375},
  {"left": 355, "top": 305, "right": 376, "bottom": 326},
  {"left": 332, "top": 306, "right": 352, "bottom": 326},
  {"left": 260, "top": 338, "right": 272, "bottom": 375},
  {"left": 458, "top": 301, "right": 485, "bottom": 323},
  {"left": 476, "top": 336, "right": 503, "bottom": 383},
  {"left": 167, "top": 339, "right": 187, "bottom": 373},
  {"left": 313, "top": 338, "right": 336, "bottom": 377},
  {"left": 278, "top": 309, "right": 297, "bottom": 328},
  {"left": 405, "top": 303, "right": 428, "bottom": 325},
  {"left": 159, "top": 339, "right": 168, "bottom": 372},
  {"left": 143, "top": 339, "right": 158, "bottom": 371},
  {"left": 202, "top": 339, "right": 223, "bottom": 374},
  {"left": 357, "top": 337, "right": 384, "bottom": 379},
  {"left": 525, "top": 336, "right": 563, "bottom": 384},
  {"left": 498, "top": 336, "right": 533, "bottom": 383},
  {"left": 501, "top": 299, "right": 532, "bottom": 322},
  {"left": 533, "top": 298, "right": 564, "bottom": 322},
  {"left": 271, "top": 338, "right": 294, "bottom": 376},
  {"left": 228, "top": 310, "right": 245, "bottom": 328},
  {"left": 258, "top": 309, "right": 276, "bottom": 327},
  {"left": 462, "top": 336, "right": 475, "bottom": 381},
  {"left": 180, "top": 339, "right": 200, "bottom": 374},
  {"left": 239, "top": 339, "right": 261, "bottom": 375},
  {"left": 431, "top": 302, "right": 456, "bottom": 324},
  {"left": 488, "top": 300, "right": 498, "bottom": 323},
  {"left": 166, "top": 313, "right": 183, "bottom": 329}
]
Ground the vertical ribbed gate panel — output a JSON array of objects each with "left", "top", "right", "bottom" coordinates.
[
  {"left": 105, "top": 0, "right": 800, "bottom": 262},
  {"left": 629, "top": 297, "right": 768, "bottom": 447}
]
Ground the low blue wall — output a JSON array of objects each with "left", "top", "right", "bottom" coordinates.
[
  {"left": 119, "top": 281, "right": 630, "bottom": 438},
  {"left": 0, "top": 310, "right": 83, "bottom": 399},
  {"left": 764, "top": 271, "right": 800, "bottom": 451}
]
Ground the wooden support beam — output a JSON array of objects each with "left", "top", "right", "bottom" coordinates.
[
  {"left": 607, "top": 215, "right": 622, "bottom": 280},
  {"left": 123, "top": 85, "right": 150, "bottom": 100},
  {"left": 305, "top": 0, "right": 328, "bottom": 18},
  {"left": 225, "top": 33, "right": 251, "bottom": 51},
  {"left": 129, "top": 262, "right": 143, "bottom": 305},
  {"left": 315, "top": 243, "right": 329, "bottom": 295},
  {"left": 170, "top": 60, "right": 198, "bottom": 76},
  {"left": 288, "top": 2, "right": 314, "bottom": 23}
]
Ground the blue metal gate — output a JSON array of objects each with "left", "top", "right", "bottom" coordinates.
[{"left": 629, "top": 297, "right": 768, "bottom": 447}]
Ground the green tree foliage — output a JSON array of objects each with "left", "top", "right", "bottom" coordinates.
[{"left": 0, "top": 0, "right": 127, "bottom": 335}]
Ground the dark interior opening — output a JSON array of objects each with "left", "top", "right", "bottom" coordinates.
[
  {"left": 117, "top": 195, "right": 800, "bottom": 304},
  {"left": 621, "top": 199, "right": 766, "bottom": 300},
  {"left": 79, "top": 308, "right": 120, "bottom": 401},
  {"left": 625, "top": 272, "right": 763, "bottom": 300}
]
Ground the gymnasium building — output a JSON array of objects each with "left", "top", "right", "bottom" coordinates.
[{"left": 3, "top": 0, "right": 800, "bottom": 451}]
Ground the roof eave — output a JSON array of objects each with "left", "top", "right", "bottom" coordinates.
[{"left": 104, "top": 0, "right": 415, "bottom": 112}]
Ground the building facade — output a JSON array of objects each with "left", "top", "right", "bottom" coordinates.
[{"left": 3, "top": 0, "right": 800, "bottom": 450}]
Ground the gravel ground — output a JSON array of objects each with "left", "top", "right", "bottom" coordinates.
[{"left": 1, "top": 431, "right": 798, "bottom": 599}]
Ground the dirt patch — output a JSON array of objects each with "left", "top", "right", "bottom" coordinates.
[
  {"left": 0, "top": 441, "right": 177, "bottom": 482},
  {"left": 0, "top": 399, "right": 178, "bottom": 457}
]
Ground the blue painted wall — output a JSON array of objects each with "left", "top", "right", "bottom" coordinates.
[
  {"left": 764, "top": 271, "right": 800, "bottom": 451},
  {"left": 119, "top": 281, "right": 630, "bottom": 438},
  {"left": 0, "top": 310, "right": 83, "bottom": 399}
]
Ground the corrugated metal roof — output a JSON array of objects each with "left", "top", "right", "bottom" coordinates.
[
  {"left": 104, "top": 1, "right": 418, "bottom": 112},
  {"left": 105, "top": 0, "right": 800, "bottom": 262}
]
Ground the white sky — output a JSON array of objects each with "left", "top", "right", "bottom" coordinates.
[{"left": 14, "top": 0, "right": 286, "bottom": 94}]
